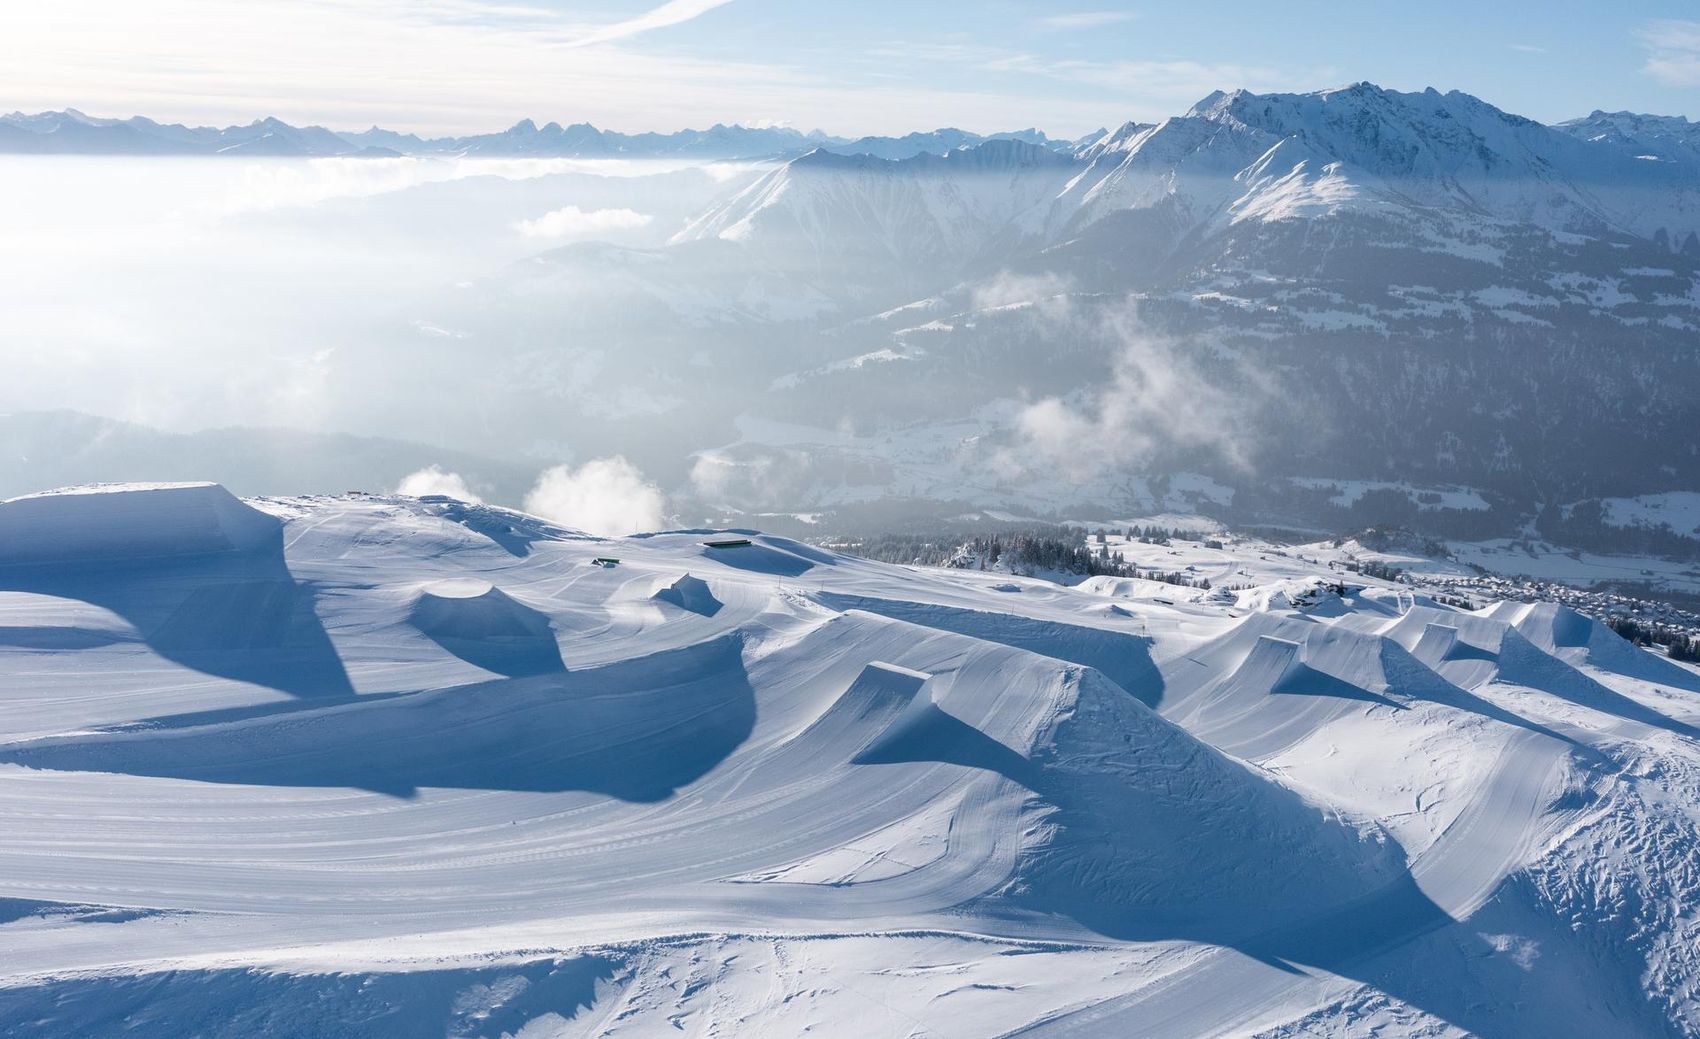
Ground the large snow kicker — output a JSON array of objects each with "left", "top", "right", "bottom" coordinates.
[{"left": 0, "top": 486, "right": 1698, "bottom": 1036}]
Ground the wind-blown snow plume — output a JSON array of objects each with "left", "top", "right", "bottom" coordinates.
[
  {"left": 396, "top": 465, "right": 482, "bottom": 503},
  {"left": 515, "top": 206, "right": 653, "bottom": 238},
  {"left": 524, "top": 456, "right": 666, "bottom": 535}
]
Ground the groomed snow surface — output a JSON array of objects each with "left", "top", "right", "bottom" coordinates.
[{"left": 0, "top": 484, "right": 1698, "bottom": 1037}]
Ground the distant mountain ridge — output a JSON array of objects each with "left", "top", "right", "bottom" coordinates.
[
  {"left": 0, "top": 109, "right": 400, "bottom": 157},
  {"left": 6, "top": 89, "right": 1698, "bottom": 171},
  {"left": 0, "top": 107, "right": 1073, "bottom": 161},
  {"left": 1555, "top": 110, "right": 1700, "bottom": 166}
]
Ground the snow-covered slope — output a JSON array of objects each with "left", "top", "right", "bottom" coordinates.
[
  {"left": 0, "top": 484, "right": 1697, "bottom": 1036},
  {"left": 1062, "top": 83, "right": 1700, "bottom": 243},
  {"left": 673, "top": 140, "right": 1079, "bottom": 275}
]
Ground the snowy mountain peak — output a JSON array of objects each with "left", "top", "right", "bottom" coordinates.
[
  {"left": 1060, "top": 81, "right": 1700, "bottom": 243},
  {"left": 1185, "top": 81, "right": 1553, "bottom": 167},
  {"left": 1076, "top": 119, "right": 1158, "bottom": 159}
]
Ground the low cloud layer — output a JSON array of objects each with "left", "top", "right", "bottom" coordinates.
[
  {"left": 220, "top": 158, "right": 677, "bottom": 214},
  {"left": 524, "top": 456, "right": 666, "bottom": 536},
  {"left": 515, "top": 206, "right": 653, "bottom": 238}
]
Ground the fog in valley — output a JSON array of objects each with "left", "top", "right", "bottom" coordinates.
[{"left": 1, "top": 155, "right": 770, "bottom": 531}]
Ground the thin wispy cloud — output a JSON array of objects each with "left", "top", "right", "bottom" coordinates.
[
  {"left": 568, "top": 0, "right": 736, "bottom": 48},
  {"left": 1037, "top": 12, "right": 1136, "bottom": 31},
  {"left": 1510, "top": 44, "right": 1546, "bottom": 54},
  {"left": 1637, "top": 19, "right": 1700, "bottom": 87}
]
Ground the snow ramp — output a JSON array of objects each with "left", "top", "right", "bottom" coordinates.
[
  {"left": 812, "top": 591, "right": 1163, "bottom": 706},
  {"left": 652, "top": 573, "right": 723, "bottom": 616},
  {"left": 1002, "top": 665, "right": 1408, "bottom": 947},
  {"left": 407, "top": 580, "right": 564, "bottom": 676},
  {"left": 0, "top": 483, "right": 280, "bottom": 566}
]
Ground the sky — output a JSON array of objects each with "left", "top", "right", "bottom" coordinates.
[{"left": 3, "top": 1, "right": 1699, "bottom": 137}]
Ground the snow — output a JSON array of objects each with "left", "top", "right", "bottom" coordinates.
[
  {"left": 1062, "top": 83, "right": 1700, "bottom": 249},
  {"left": 0, "top": 482, "right": 280, "bottom": 564},
  {"left": 1598, "top": 491, "right": 1700, "bottom": 535},
  {"left": 0, "top": 485, "right": 1698, "bottom": 1035},
  {"left": 1449, "top": 538, "right": 1700, "bottom": 596},
  {"left": 1290, "top": 478, "right": 1492, "bottom": 512},
  {"left": 1472, "top": 286, "right": 1559, "bottom": 309}
]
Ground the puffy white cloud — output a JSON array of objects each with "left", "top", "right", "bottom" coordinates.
[
  {"left": 396, "top": 465, "right": 482, "bottom": 502},
  {"left": 523, "top": 456, "right": 666, "bottom": 535},
  {"left": 515, "top": 205, "right": 653, "bottom": 238},
  {"left": 993, "top": 302, "right": 1274, "bottom": 483}
]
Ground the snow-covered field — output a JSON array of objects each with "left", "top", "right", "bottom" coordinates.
[{"left": 2, "top": 483, "right": 1699, "bottom": 1036}]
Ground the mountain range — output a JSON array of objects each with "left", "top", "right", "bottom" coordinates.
[
  {"left": 462, "top": 83, "right": 1700, "bottom": 537},
  {"left": 9, "top": 83, "right": 1700, "bottom": 547},
  {"left": 0, "top": 106, "right": 1074, "bottom": 161}
]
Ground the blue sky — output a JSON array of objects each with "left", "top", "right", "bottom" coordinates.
[{"left": 5, "top": 1, "right": 1698, "bottom": 135}]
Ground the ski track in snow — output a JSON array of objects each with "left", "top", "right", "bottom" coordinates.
[{"left": 0, "top": 484, "right": 1696, "bottom": 1037}]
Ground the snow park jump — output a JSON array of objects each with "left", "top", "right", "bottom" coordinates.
[{"left": 0, "top": 486, "right": 1697, "bottom": 1034}]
